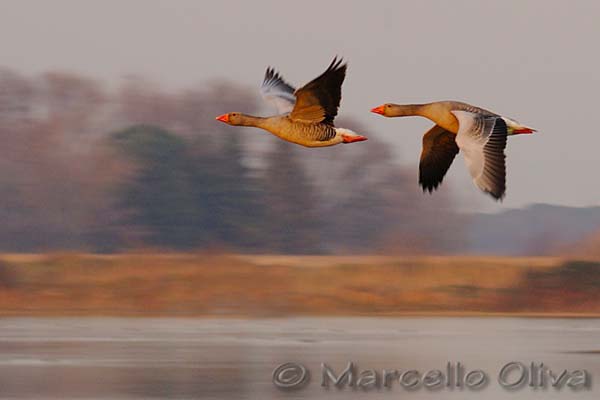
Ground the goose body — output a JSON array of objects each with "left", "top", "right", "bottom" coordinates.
[
  {"left": 371, "top": 101, "right": 536, "bottom": 200},
  {"left": 216, "top": 58, "right": 367, "bottom": 147}
]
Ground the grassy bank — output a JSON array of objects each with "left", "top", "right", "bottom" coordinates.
[{"left": 0, "top": 253, "right": 597, "bottom": 316}]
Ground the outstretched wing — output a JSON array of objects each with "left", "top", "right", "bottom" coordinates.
[
  {"left": 260, "top": 67, "right": 296, "bottom": 114},
  {"left": 453, "top": 111, "right": 508, "bottom": 200},
  {"left": 289, "top": 57, "right": 347, "bottom": 125},
  {"left": 419, "top": 125, "right": 460, "bottom": 192}
]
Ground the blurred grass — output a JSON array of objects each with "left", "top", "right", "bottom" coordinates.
[{"left": 0, "top": 252, "right": 597, "bottom": 316}]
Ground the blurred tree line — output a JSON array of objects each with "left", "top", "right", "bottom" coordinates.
[{"left": 0, "top": 68, "right": 465, "bottom": 254}]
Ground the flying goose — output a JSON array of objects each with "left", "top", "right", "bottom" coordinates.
[
  {"left": 371, "top": 101, "right": 536, "bottom": 200},
  {"left": 216, "top": 58, "right": 367, "bottom": 147}
]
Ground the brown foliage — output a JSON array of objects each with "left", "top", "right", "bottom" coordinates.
[{"left": 0, "top": 253, "right": 574, "bottom": 316}]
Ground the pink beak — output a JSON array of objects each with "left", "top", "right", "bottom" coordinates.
[
  {"left": 370, "top": 105, "right": 385, "bottom": 115},
  {"left": 342, "top": 134, "right": 368, "bottom": 144},
  {"left": 215, "top": 114, "right": 230, "bottom": 123}
]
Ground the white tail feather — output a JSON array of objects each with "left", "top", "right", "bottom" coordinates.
[{"left": 335, "top": 128, "right": 358, "bottom": 136}]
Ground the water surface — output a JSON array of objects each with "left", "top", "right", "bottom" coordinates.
[{"left": 0, "top": 317, "right": 597, "bottom": 399}]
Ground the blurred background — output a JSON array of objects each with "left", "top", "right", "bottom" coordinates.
[{"left": 0, "top": 1, "right": 600, "bottom": 399}]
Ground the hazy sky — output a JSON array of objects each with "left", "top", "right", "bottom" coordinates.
[{"left": 1, "top": 0, "right": 599, "bottom": 211}]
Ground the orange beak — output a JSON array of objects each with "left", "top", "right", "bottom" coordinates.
[
  {"left": 370, "top": 105, "right": 385, "bottom": 115},
  {"left": 215, "top": 113, "right": 230, "bottom": 123},
  {"left": 342, "top": 134, "right": 368, "bottom": 144}
]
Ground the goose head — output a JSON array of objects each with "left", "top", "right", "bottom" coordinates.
[
  {"left": 215, "top": 112, "right": 244, "bottom": 126},
  {"left": 370, "top": 104, "right": 394, "bottom": 117}
]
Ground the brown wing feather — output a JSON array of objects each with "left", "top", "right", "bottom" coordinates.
[
  {"left": 289, "top": 57, "right": 346, "bottom": 125},
  {"left": 419, "top": 125, "right": 460, "bottom": 192}
]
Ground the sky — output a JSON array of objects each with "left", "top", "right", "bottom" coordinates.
[{"left": 0, "top": 0, "right": 599, "bottom": 212}]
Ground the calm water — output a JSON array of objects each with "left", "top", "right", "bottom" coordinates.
[{"left": 0, "top": 317, "right": 598, "bottom": 399}]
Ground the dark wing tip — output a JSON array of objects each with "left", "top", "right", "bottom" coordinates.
[
  {"left": 263, "top": 66, "right": 284, "bottom": 82},
  {"left": 326, "top": 56, "right": 347, "bottom": 73},
  {"left": 483, "top": 178, "right": 506, "bottom": 201},
  {"left": 487, "top": 180, "right": 506, "bottom": 200},
  {"left": 263, "top": 67, "right": 273, "bottom": 83},
  {"left": 419, "top": 167, "right": 441, "bottom": 192},
  {"left": 419, "top": 179, "right": 440, "bottom": 193},
  {"left": 488, "top": 189, "right": 506, "bottom": 201},
  {"left": 262, "top": 66, "right": 296, "bottom": 93}
]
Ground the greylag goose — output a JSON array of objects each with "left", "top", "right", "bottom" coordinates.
[
  {"left": 216, "top": 58, "right": 367, "bottom": 147},
  {"left": 371, "top": 101, "right": 536, "bottom": 200}
]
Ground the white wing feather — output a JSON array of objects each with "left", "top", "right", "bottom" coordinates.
[
  {"left": 260, "top": 68, "right": 296, "bottom": 114},
  {"left": 452, "top": 110, "right": 508, "bottom": 200}
]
